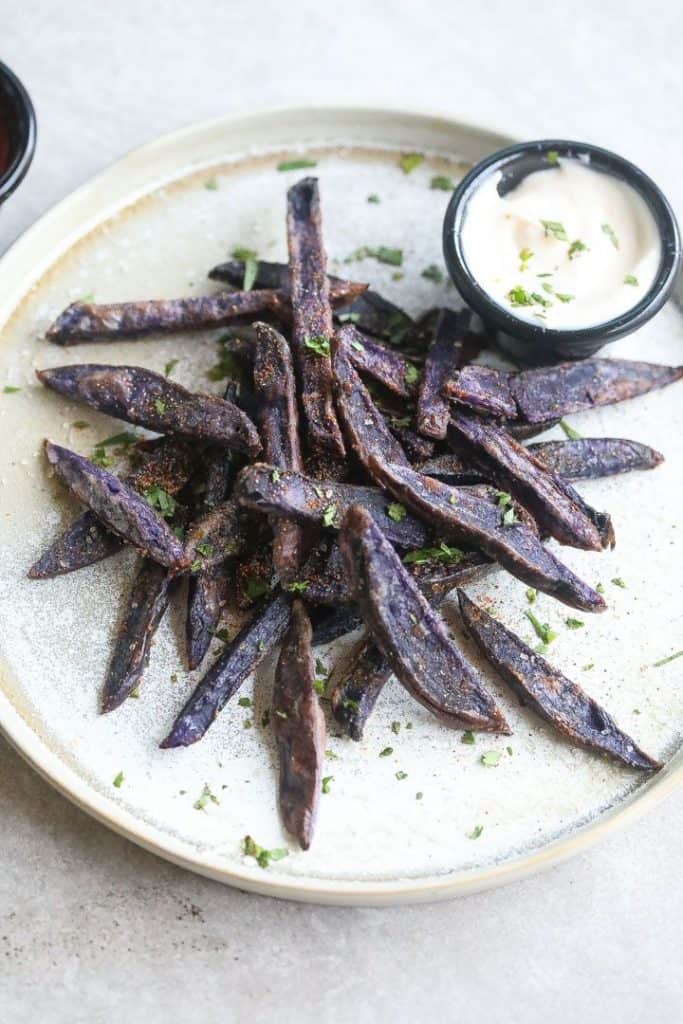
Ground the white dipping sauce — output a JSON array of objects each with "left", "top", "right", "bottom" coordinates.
[{"left": 461, "top": 157, "right": 662, "bottom": 329}]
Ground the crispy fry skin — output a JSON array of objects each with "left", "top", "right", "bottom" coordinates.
[
  {"left": 29, "top": 437, "right": 195, "bottom": 579},
  {"left": 449, "top": 412, "right": 613, "bottom": 551},
  {"left": 208, "top": 258, "right": 366, "bottom": 301},
  {"left": 234, "top": 463, "right": 429, "bottom": 548},
  {"left": 527, "top": 437, "right": 664, "bottom": 479},
  {"left": 421, "top": 438, "right": 664, "bottom": 484},
  {"left": 339, "top": 505, "right": 509, "bottom": 733},
  {"left": 161, "top": 593, "right": 292, "bottom": 748},
  {"left": 417, "top": 308, "right": 471, "bottom": 439},
  {"left": 458, "top": 591, "right": 661, "bottom": 770},
  {"left": 287, "top": 177, "right": 346, "bottom": 459},
  {"left": 101, "top": 559, "right": 171, "bottom": 712},
  {"left": 371, "top": 459, "right": 605, "bottom": 613},
  {"left": 336, "top": 323, "right": 417, "bottom": 399},
  {"left": 208, "top": 260, "right": 414, "bottom": 345},
  {"left": 443, "top": 364, "right": 516, "bottom": 419},
  {"left": 273, "top": 600, "right": 326, "bottom": 849},
  {"left": 44, "top": 441, "right": 187, "bottom": 571},
  {"left": 187, "top": 564, "right": 231, "bottom": 671},
  {"left": 331, "top": 331, "right": 409, "bottom": 472},
  {"left": 331, "top": 553, "right": 494, "bottom": 740},
  {"left": 253, "top": 322, "right": 305, "bottom": 579},
  {"left": 37, "top": 364, "right": 261, "bottom": 455},
  {"left": 512, "top": 358, "right": 683, "bottom": 424},
  {"left": 310, "top": 604, "right": 363, "bottom": 646},
  {"left": 46, "top": 291, "right": 287, "bottom": 344}
]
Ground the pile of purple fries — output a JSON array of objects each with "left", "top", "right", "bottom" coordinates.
[{"left": 30, "top": 177, "right": 683, "bottom": 850}]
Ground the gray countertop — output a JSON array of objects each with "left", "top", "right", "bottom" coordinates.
[{"left": 3, "top": 3, "right": 682, "bottom": 1021}]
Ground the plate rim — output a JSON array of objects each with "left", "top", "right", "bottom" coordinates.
[{"left": 0, "top": 103, "right": 680, "bottom": 906}]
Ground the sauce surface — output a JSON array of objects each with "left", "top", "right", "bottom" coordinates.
[{"left": 461, "top": 157, "right": 661, "bottom": 330}]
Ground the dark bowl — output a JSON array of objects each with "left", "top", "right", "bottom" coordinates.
[
  {"left": 442, "top": 139, "right": 681, "bottom": 365},
  {"left": 0, "top": 61, "right": 36, "bottom": 210}
]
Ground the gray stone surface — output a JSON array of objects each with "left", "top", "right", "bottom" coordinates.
[{"left": 2, "top": 2, "right": 682, "bottom": 1020}]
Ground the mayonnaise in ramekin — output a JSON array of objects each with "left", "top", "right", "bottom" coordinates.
[{"left": 460, "top": 156, "right": 661, "bottom": 330}]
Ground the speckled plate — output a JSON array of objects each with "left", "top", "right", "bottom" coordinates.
[{"left": 0, "top": 107, "right": 682, "bottom": 906}]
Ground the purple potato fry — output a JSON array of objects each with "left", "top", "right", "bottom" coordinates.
[
  {"left": 511, "top": 358, "right": 683, "bottom": 424},
  {"left": 37, "top": 364, "right": 260, "bottom": 455},
  {"left": 417, "top": 308, "right": 471, "bottom": 439},
  {"left": 101, "top": 559, "right": 171, "bottom": 712},
  {"left": 458, "top": 591, "right": 661, "bottom": 770},
  {"left": 287, "top": 177, "right": 346, "bottom": 459},
  {"left": 339, "top": 505, "right": 510, "bottom": 733},
  {"left": 336, "top": 323, "right": 418, "bottom": 399},
  {"left": 527, "top": 437, "right": 664, "bottom": 480},
  {"left": 160, "top": 593, "right": 292, "bottom": 748},
  {"left": 44, "top": 441, "right": 187, "bottom": 570},
  {"left": 273, "top": 600, "right": 326, "bottom": 849},
  {"left": 253, "top": 322, "right": 305, "bottom": 579},
  {"left": 443, "top": 364, "right": 516, "bottom": 419},
  {"left": 370, "top": 458, "right": 605, "bottom": 613},
  {"left": 234, "top": 463, "right": 429, "bottom": 549},
  {"left": 28, "top": 437, "right": 195, "bottom": 579},
  {"left": 448, "top": 412, "right": 612, "bottom": 551}
]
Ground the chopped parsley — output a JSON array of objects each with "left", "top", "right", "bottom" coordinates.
[
  {"left": 461, "top": 731, "right": 475, "bottom": 745},
  {"left": 404, "top": 363, "right": 421, "bottom": 386},
  {"left": 386, "top": 502, "right": 407, "bottom": 523},
  {"left": 555, "top": 292, "right": 575, "bottom": 303},
  {"left": 379, "top": 746, "right": 393, "bottom": 757},
  {"left": 271, "top": 468, "right": 280, "bottom": 483},
  {"left": 502, "top": 507, "right": 518, "bottom": 527},
  {"left": 568, "top": 238, "right": 589, "bottom": 260},
  {"left": 391, "top": 721, "right": 401, "bottom": 735},
  {"left": 526, "top": 588, "right": 537, "bottom": 604},
  {"left": 596, "top": 582, "right": 605, "bottom": 594},
  {"left": 112, "top": 771, "right": 124, "bottom": 788},
  {"left": 560, "top": 419, "right": 581, "bottom": 440},
  {"left": 653, "top": 650, "right": 683, "bottom": 668},
  {"left": 519, "top": 248, "right": 534, "bottom": 271},
  {"left": 286, "top": 580, "right": 309, "bottom": 593},
  {"left": 313, "top": 678, "right": 325, "bottom": 696},
  {"left": 602, "top": 223, "right": 620, "bottom": 249},
  {"left": 430, "top": 174, "right": 455, "bottom": 191},
  {"left": 241, "top": 835, "right": 289, "bottom": 868},
  {"left": 367, "top": 193, "right": 380, "bottom": 203},
  {"left": 403, "top": 541, "right": 463, "bottom": 566},
  {"left": 624, "top": 274, "right": 639, "bottom": 286},
  {"left": 194, "top": 783, "right": 220, "bottom": 811},
  {"left": 342, "top": 698, "right": 359, "bottom": 712},
  {"left": 421, "top": 264, "right": 445, "bottom": 284},
  {"left": 238, "top": 697, "right": 252, "bottom": 708},
  {"left": 480, "top": 750, "right": 501, "bottom": 767},
  {"left": 3, "top": 385, "right": 21, "bottom": 394},
  {"left": 468, "top": 824, "right": 484, "bottom": 839},
  {"left": 164, "top": 358, "right": 179, "bottom": 377},
  {"left": 611, "top": 577, "right": 626, "bottom": 588},
  {"left": 154, "top": 398, "right": 166, "bottom": 415},
  {"left": 337, "top": 312, "right": 361, "bottom": 324},
  {"left": 395, "top": 770, "right": 408, "bottom": 781},
  {"left": 277, "top": 158, "right": 317, "bottom": 172},
  {"left": 303, "top": 335, "right": 330, "bottom": 357},
  {"left": 194, "top": 541, "right": 213, "bottom": 559},
  {"left": 204, "top": 178, "right": 219, "bottom": 190},
  {"left": 508, "top": 285, "right": 535, "bottom": 307},
  {"left": 143, "top": 485, "right": 177, "bottom": 519},
  {"left": 565, "top": 617, "right": 584, "bottom": 629},
  {"left": 540, "top": 219, "right": 568, "bottom": 241},
  {"left": 345, "top": 245, "right": 403, "bottom": 267},
  {"left": 72, "top": 420, "right": 90, "bottom": 429},
  {"left": 546, "top": 150, "right": 559, "bottom": 166},
  {"left": 321, "top": 776, "right": 334, "bottom": 794},
  {"left": 321, "top": 504, "right": 337, "bottom": 527},
  {"left": 525, "top": 610, "right": 558, "bottom": 645},
  {"left": 399, "top": 152, "right": 423, "bottom": 174},
  {"left": 415, "top": 791, "right": 423, "bottom": 800}
]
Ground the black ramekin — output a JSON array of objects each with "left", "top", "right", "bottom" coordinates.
[
  {"left": 442, "top": 139, "right": 681, "bottom": 365},
  {"left": 0, "top": 61, "right": 36, "bottom": 211}
]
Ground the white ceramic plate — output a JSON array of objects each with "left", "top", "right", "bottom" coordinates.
[{"left": 0, "top": 107, "right": 682, "bottom": 906}]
